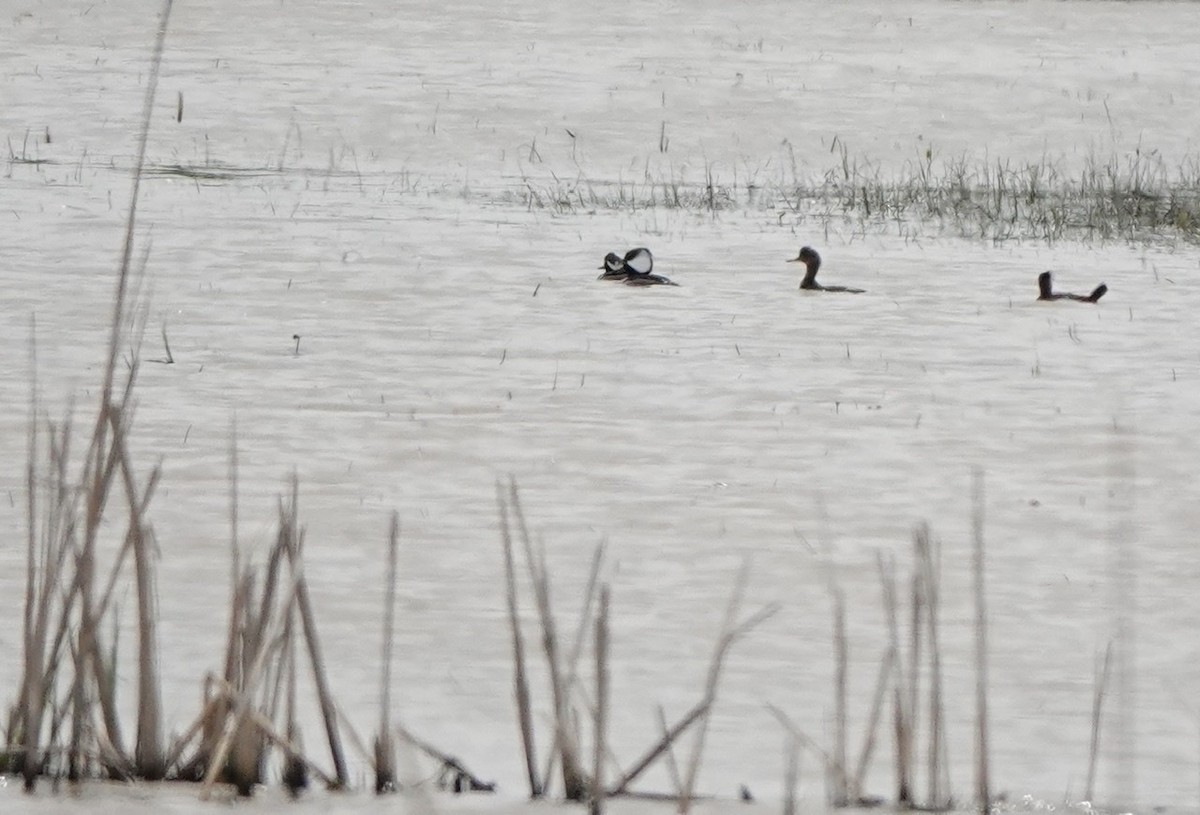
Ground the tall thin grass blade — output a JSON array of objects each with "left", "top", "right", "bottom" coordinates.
[
  {"left": 375, "top": 511, "right": 399, "bottom": 794},
  {"left": 589, "top": 585, "right": 610, "bottom": 815},
  {"left": 497, "top": 481, "right": 542, "bottom": 797},
  {"left": 972, "top": 470, "right": 991, "bottom": 812}
]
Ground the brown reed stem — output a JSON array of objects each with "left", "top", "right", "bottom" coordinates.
[
  {"left": 877, "top": 552, "right": 911, "bottom": 807},
  {"left": 655, "top": 704, "right": 684, "bottom": 797},
  {"left": 532, "top": 540, "right": 587, "bottom": 800},
  {"left": 783, "top": 732, "right": 801, "bottom": 815},
  {"left": 1085, "top": 641, "right": 1114, "bottom": 801},
  {"left": 508, "top": 479, "right": 586, "bottom": 800},
  {"left": 845, "top": 644, "right": 893, "bottom": 802},
  {"left": 282, "top": 493, "right": 349, "bottom": 789},
  {"left": 20, "top": 316, "right": 43, "bottom": 787},
  {"left": 915, "top": 524, "right": 950, "bottom": 809},
  {"left": 200, "top": 558, "right": 302, "bottom": 797},
  {"left": 589, "top": 585, "right": 610, "bottom": 815},
  {"left": 679, "top": 560, "right": 777, "bottom": 813},
  {"left": 227, "top": 418, "right": 240, "bottom": 677},
  {"left": 393, "top": 722, "right": 495, "bottom": 791},
  {"left": 281, "top": 595, "right": 307, "bottom": 795},
  {"left": 831, "top": 579, "right": 849, "bottom": 805},
  {"left": 497, "top": 481, "right": 541, "bottom": 797},
  {"left": 375, "top": 511, "right": 399, "bottom": 793},
  {"left": 564, "top": 541, "right": 607, "bottom": 694},
  {"left": 609, "top": 699, "right": 710, "bottom": 795},
  {"left": 972, "top": 470, "right": 990, "bottom": 812},
  {"left": 63, "top": 0, "right": 174, "bottom": 785},
  {"left": 101, "top": 405, "right": 166, "bottom": 780}
]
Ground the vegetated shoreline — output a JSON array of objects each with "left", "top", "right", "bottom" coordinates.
[{"left": 8, "top": 122, "right": 1200, "bottom": 246}]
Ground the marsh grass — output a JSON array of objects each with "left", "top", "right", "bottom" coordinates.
[
  {"left": 496, "top": 480, "right": 777, "bottom": 806},
  {"left": 3, "top": 0, "right": 403, "bottom": 798},
  {"left": 509, "top": 139, "right": 1200, "bottom": 245},
  {"left": 769, "top": 524, "right": 964, "bottom": 812}
]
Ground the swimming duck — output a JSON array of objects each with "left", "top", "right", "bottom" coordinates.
[
  {"left": 788, "top": 246, "right": 865, "bottom": 293},
  {"left": 616, "top": 247, "right": 679, "bottom": 287},
  {"left": 1037, "top": 271, "right": 1107, "bottom": 303}
]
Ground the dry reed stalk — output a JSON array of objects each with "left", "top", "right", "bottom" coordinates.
[
  {"left": 18, "top": 318, "right": 42, "bottom": 785},
  {"left": 766, "top": 703, "right": 832, "bottom": 767},
  {"left": 589, "top": 585, "right": 610, "bottom": 815},
  {"left": 877, "top": 552, "right": 912, "bottom": 807},
  {"left": 914, "top": 524, "right": 950, "bottom": 809},
  {"left": 608, "top": 698, "right": 711, "bottom": 795},
  {"left": 508, "top": 480, "right": 586, "bottom": 799},
  {"left": 99, "top": 405, "right": 166, "bottom": 780},
  {"left": 226, "top": 421, "right": 241, "bottom": 675},
  {"left": 393, "top": 722, "right": 496, "bottom": 791},
  {"left": 655, "top": 705, "right": 684, "bottom": 797},
  {"left": 129, "top": 508, "right": 163, "bottom": 779},
  {"left": 1085, "top": 641, "right": 1114, "bottom": 802},
  {"left": 536, "top": 570, "right": 585, "bottom": 794},
  {"left": 678, "top": 560, "right": 778, "bottom": 813},
  {"left": 163, "top": 683, "right": 224, "bottom": 772},
  {"left": 783, "top": 732, "right": 801, "bottom": 815},
  {"left": 15, "top": 330, "right": 70, "bottom": 786},
  {"left": 227, "top": 655, "right": 272, "bottom": 791},
  {"left": 496, "top": 481, "right": 541, "bottom": 797},
  {"left": 542, "top": 541, "right": 606, "bottom": 795},
  {"left": 196, "top": 423, "right": 243, "bottom": 782},
  {"left": 971, "top": 470, "right": 990, "bottom": 812},
  {"left": 280, "top": 484, "right": 349, "bottom": 789},
  {"left": 227, "top": 565, "right": 273, "bottom": 793},
  {"left": 196, "top": 570, "right": 250, "bottom": 778},
  {"left": 48, "top": 0, "right": 175, "bottom": 787},
  {"left": 281, "top": 605, "right": 307, "bottom": 795},
  {"left": 199, "top": 559, "right": 302, "bottom": 797},
  {"left": 564, "top": 541, "right": 607, "bottom": 694},
  {"left": 907, "top": 561, "right": 922, "bottom": 803},
  {"left": 830, "top": 580, "right": 849, "bottom": 806},
  {"left": 849, "top": 645, "right": 895, "bottom": 801},
  {"left": 203, "top": 675, "right": 335, "bottom": 789},
  {"left": 375, "top": 511, "right": 399, "bottom": 793},
  {"left": 194, "top": 514, "right": 311, "bottom": 794}
]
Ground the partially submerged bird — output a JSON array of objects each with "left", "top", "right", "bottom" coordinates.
[
  {"left": 597, "top": 252, "right": 628, "bottom": 280},
  {"left": 599, "top": 247, "right": 678, "bottom": 286},
  {"left": 788, "top": 246, "right": 865, "bottom": 293},
  {"left": 1037, "top": 271, "right": 1107, "bottom": 303}
]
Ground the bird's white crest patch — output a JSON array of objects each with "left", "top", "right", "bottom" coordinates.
[{"left": 624, "top": 247, "right": 653, "bottom": 275}]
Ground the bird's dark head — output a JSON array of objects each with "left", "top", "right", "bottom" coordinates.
[
  {"left": 599, "top": 252, "right": 624, "bottom": 273},
  {"left": 1038, "top": 271, "right": 1053, "bottom": 297},
  {"left": 789, "top": 246, "right": 821, "bottom": 268}
]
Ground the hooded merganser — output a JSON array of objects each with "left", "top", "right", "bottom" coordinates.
[
  {"left": 598, "top": 251, "right": 628, "bottom": 280},
  {"left": 788, "top": 246, "right": 865, "bottom": 293},
  {"left": 617, "top": 247, "right": 679, "bottom": 287},
  {"left": 1037, "top": 271, "right": 1107, "bottom": 303}
]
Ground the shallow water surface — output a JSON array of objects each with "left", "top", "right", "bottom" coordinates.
[{"left": 2, "top": 1, "right": 1200, "bottom": 812}]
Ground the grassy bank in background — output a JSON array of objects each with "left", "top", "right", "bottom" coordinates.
[{"left": 512, "top": 137, "right": 1200, "bottom": 246}]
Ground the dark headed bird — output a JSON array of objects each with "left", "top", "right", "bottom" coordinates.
[
  {"left": 1037, "top": 271, "right": 1107, "bottom": 303},
  {"left": 619, "top": 247, "right": 678, "bottom": 287},
  {"left": 597, "top": 252, "right": 628, "bottom": 281},
  {"left": 788, "top": 246, "right": 865, "bottom": 293}
]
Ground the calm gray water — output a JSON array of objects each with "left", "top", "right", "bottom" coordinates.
[{"left": 3, "top": 1, "right": 1200, "bottom": 812}]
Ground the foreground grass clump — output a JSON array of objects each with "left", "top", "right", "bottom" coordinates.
[
  {"left": 496, "top": 480, "right": 777, "bottom": 813},
  {"left": 0, "top": 0, "right": 465, "bottom": 798}
]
